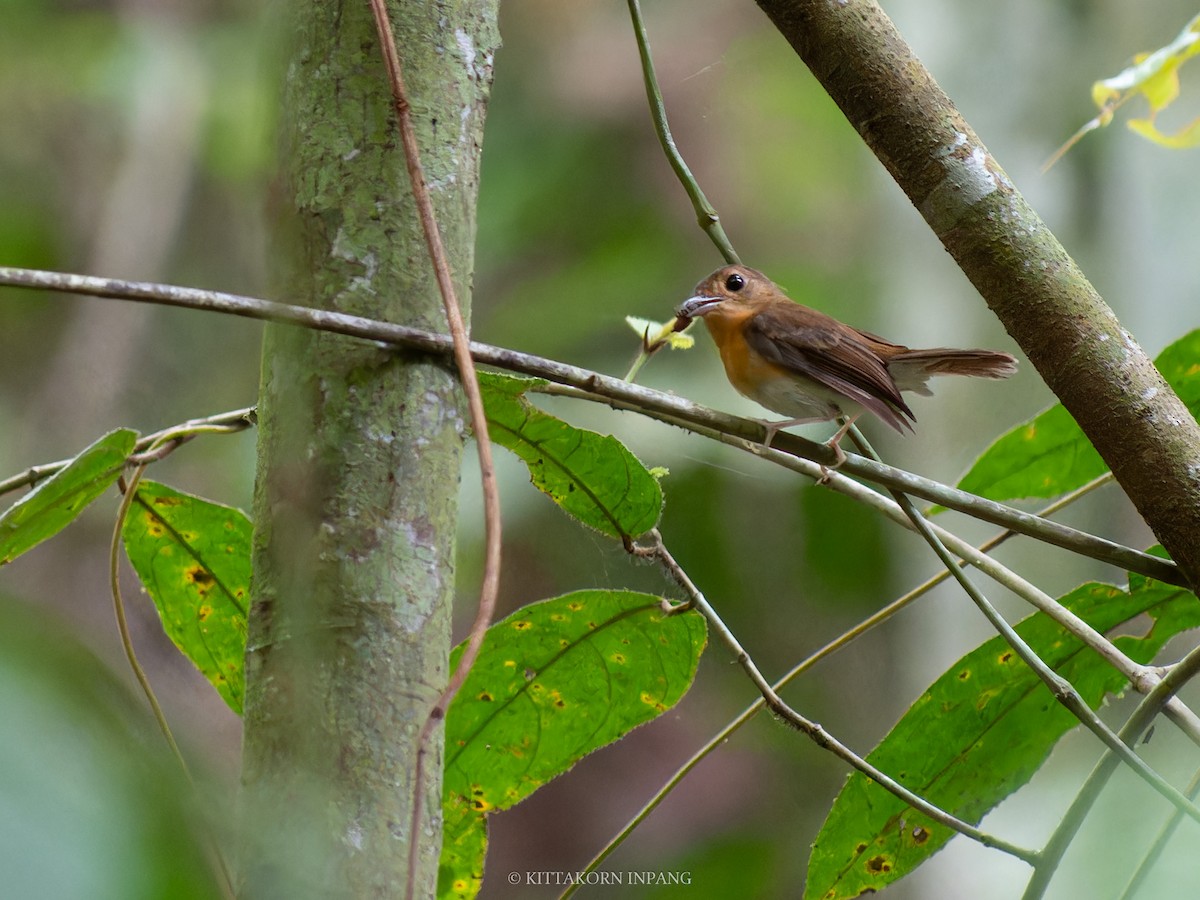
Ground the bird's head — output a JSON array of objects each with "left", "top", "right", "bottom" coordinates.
[{"left": 674, "top": 265, "right": 778, "bottom": 322}]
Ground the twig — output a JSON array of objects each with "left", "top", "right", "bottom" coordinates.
[
  {"left": 534, "top": 381, "right": 1181, "bottom": 588},
  {"left": 112, "top": 450, "right": 237, "bottom": 898},
  {"left": 0, "top": 406, "right": 256, "bottom": 498},
  {"left": 623, "top": 0, "right": 1200, "bottom": 845},
  {"left": 0, "top": 266, "right": 1181, "bottom": 590},
  {"left": 111, "top": 461, "right": 189, "bottom": 768},
  {"left": 625, "top": 0, "right": 736, "bottom": 382},
  {"left": 626, "top": 0, "right": 739, "bottom": 264},
  {"left": 658, "top": 412, "right": 1195, "bottom": 740},
  {"left": 814, "top": 446, "right": 1200, "bottom": 746},
  {"left": 362, "top": 4, "right": 502, "bottom": 898}
]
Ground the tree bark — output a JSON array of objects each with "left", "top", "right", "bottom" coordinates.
[
  {"left": 239, "top": 2, "right": 499, "bottom": 897},
  {"left": 755, "top": 0, "right": 1200, "bottom": 587}
]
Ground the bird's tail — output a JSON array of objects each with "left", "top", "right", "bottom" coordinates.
[{"left": 889, "top": 349, "right": 1017, "bottom": 395}]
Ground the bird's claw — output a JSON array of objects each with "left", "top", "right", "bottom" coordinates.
[{"left": 816, "top": 438, "right": 847, "bottom": 484}]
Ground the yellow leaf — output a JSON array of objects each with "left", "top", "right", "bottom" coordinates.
[
  {"left": 1051, "top": 12, "right": 1200, "bottom": 168},
  {"left": 625, "top": 315, "right": 694, "bottom": 351},
  {"left": 1127, "top": 115, "right": 1200, "bottom": 149},
  {"left": 1135, "top": 60, "right": 1181, "bottom": 112}
]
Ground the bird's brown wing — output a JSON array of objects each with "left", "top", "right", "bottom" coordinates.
[{"left": 743, "top": 305, "right": 915, "bottom": 432}]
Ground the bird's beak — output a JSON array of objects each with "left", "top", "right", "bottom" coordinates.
[{"left": 675, "top": 295, "right": 723, "bottom": 319}]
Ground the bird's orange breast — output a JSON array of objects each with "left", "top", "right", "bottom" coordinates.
[
  {"left": 703, "top": 310, "right": 795, "bottom": 406},
  {"left": 700, "top": 307, "right": 849, "bottom": 421}
]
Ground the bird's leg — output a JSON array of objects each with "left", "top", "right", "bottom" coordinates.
[
  {"left": 754, "top": 415, "right": 829, "bottom": 449},
  {"left": 752, "top": 413, "right": 855, "bottom": 484},
  {"left": 758, "top": 419, "right": 784, "bottom": 448},
  {"left": 816, "top": 415, "right": 860, "bottom": 483}
]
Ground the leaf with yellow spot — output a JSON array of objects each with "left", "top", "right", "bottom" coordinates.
[
  {"left": 806, "top": 573, "right": 1200, "bottom": 899},
  {"left": 438, "top": 590, "right": 706, "bottom": 899},
  {"left": 0, "top": 429, "right": 137, "bottom": 565},
  {"left": 121, "top": 480, "right": 250, "bottom": 714},
  {"left": 957, "top": 329, "right": 1200, "bottom": 502}
]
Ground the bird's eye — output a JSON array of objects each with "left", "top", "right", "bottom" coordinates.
[{"left": 724, "top": 272, "right": 745, "bottom": 292}]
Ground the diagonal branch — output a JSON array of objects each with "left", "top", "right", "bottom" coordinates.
[
  {"left": 626, "top": 0, "right": 739, "bottom": 264},
  {"left": 845, "top": 428, "right": 1200, "bottom": 828}
]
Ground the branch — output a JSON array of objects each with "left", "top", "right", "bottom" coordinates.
[
  {"left": 755, "top": 0, "right": 1200, "bottom": 588},
  {"left": 844, "top": 429, "right": 1200, "bottom": 828},
  {"left": 0, "top": 266, "right": 1182, "bottom": 590},
  {"left": 0, "top": 406, "right": 256, "bottom": 497},
  {"left": 564, "top": 474, "right": 1179, "bottom": 884},
  {"left": 690, "top": 420, "right": 1199, "bottom": 747},
  {"left": 538, "top": 381, "right": 1181, "bottom": 588},
  {"left": 620, "top": 6, "right": 1200, "bottom": 823}
]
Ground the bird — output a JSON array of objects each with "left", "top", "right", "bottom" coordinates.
[{"left": 674, "top": 265, "right": 1017, "bottom": 466}]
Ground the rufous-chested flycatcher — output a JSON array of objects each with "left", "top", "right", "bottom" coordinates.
[{"left": 675, "top": 265, "right": 1017, "bottom": 461}]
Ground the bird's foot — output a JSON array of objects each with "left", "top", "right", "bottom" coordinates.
[
  {"left": 816, "top": 440, "right": 847, "bottom": 484},
  {"left": 815, "top": 416, "right": 857, "bottom": 484}
]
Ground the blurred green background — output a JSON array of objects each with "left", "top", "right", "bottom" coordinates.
[{"left": 2, "top": 0, "right": 1199, "bottom": 897}]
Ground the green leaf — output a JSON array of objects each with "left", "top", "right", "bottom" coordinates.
[
  {"left": 805, "top": 576, "right": 1200, "bottom": 900},
  {"left": 955, "top": 403, "right": 1107, "bottom": 502},
  {"left": 438, "top": 590, "right": 706, "bottom": 897},
  {"left": 0, "top": 428, "right": 137, "bottom": 565},
  {"left": 1157, "top": 328, "right": 1200, "bottom": 412},
  {"left": 444, "top": 589, "right": 705, "bottom": 810},
  {"left": 958, "top": 329, "right": 1200, "bottom": 502},
  {"left": 121, "top": 480, "right": 250, "bottom": 713},
  {"left": 480, "top": 372, "right": 663, "bottom": 540}
]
